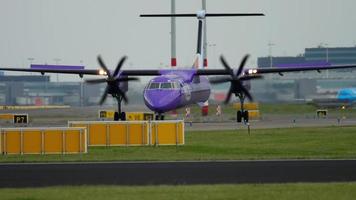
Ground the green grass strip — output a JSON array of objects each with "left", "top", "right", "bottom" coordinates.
[{"left": 1, "top": 183, "right": 356, "bottom": 200}]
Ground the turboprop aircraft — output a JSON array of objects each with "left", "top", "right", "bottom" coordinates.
[{"left": 1, "top": 10, "right": 356, "bottom": 121}]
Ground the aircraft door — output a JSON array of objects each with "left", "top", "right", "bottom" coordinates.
[{"left": 182, "top": 84, "right": 192, "bottom": 101}]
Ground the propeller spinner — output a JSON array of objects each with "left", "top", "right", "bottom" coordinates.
[
  {"left": 210, "top": 55, "right": 262, "bottom": 104},
  {"left": 85, "top": 55, "right": 139, "bottom": 105}
]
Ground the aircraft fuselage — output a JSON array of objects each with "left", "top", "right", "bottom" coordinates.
[{"left": 143, "top": 72, "right": 210, "bottom": 113}]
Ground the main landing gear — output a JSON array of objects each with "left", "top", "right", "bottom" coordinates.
[
  {"left": 236, "top": 93, "right": 249, "bottom": 123},
  {"left": 155, "top": 113, "right": 165, "bottom": 120},
  {"left": 114, "top": 96, "right": 126, "bottom": 121}
]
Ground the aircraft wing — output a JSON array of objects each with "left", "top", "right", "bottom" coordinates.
[
  {"left": 196, "top": 64, "right": 356, "bottom": 76},
  {"left": 1, "top": 64, "right": 355, "bottom": 77},
  {"left": 245, "top": 64, "right": 356, "bottom": 75},
  {"left": 0, "top": 68, "right": 100, "bottom": 75},
  {"left": 0, "top": 68, "right": 161, "bottom": 76}
]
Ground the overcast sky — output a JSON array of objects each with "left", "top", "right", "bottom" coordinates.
[{"left": 1, "top": 0, "right": 356, "bottom": 80}]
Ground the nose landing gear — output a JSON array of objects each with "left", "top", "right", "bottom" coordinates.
[
  {"left": 236, "top": 93, "right": 249, "bottom": 123},
  {"left": 155, "top": 113, "right": 165, "bottom": 120}
]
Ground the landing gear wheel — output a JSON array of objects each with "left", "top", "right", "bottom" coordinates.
[
  {"left": 155, "top": 114, "right": 165, "bottom": 120},
  {"left": 114, "top": 112, "right": 119, "bottom": 121},
  {"left": 120, "top": 112, "right": 126, "bottom": 121},
  {"left": 237, "top": 111, "right": 242, "bottom": 123},
  {"left": 243, "top": 110, "right": 249, "bottom": 123}
]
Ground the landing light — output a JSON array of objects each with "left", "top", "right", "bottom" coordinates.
[
  {"left": 248, "top": 69, "right": 258, "bottom": 74},
  {"left": 99, "top": 69, "right": 107, "bottom": 76}
]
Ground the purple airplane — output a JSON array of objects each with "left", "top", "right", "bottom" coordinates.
[{"left": 1, "top": 10, "right": 356, "bottom": 121}]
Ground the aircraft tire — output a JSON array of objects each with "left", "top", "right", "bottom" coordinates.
[
  {"left": 243, "top": 110, "right": 249, "bottom": 123},
  {"left": 114, "top": 112, "right": 119, "bottom": 121},
  {"left": 120, "top": 112, "right": 126, "bottom": 121},
  {"left": 237, "top": 111, "right": 242, "bottom": 123}
]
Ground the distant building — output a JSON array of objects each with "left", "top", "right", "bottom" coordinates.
[
  {"left": 258, "top": 56, "right": 305, "bottom": 68},
  {"left": 305, "top": 47, "right": 356, "bottom": 65},
  {"left": 0, "top": 71, "right": 4, "bottom": 76},
  {"left": 258, "top": 46, "right": 356, "bottom": 68},
  {"left": 0, "top": 75, "right": 50, "bottom": 82},
  {"left": 253, "top": 46, "right": 356, "bottom": 102},
  {"left": 0, "top": 74, "right": 140, "bottom": 106}
]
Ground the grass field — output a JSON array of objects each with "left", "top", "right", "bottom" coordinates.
[
  {"left": 1, "top": 126, "right": 356, "bottom": 163},
  {"left": 1, "top": 183, "right": 356, "bottom": 200}
]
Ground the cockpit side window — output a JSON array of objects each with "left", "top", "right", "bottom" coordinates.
[
  {"left": 173, "top": 82, "right": 180, "bottom": 88},
  {"left": 148, "top": 82, "right": 160, "bottom": 89}
]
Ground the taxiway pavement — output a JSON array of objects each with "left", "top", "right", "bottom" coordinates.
[{"left": 0, "top": 159, "right": 356, "bottom": 188}]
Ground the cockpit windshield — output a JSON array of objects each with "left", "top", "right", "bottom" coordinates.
[
  {"left": 160, "top": 83, "right": 172, "bottom": 89},
  {"left": 148, "top": 82, "right": 160, "bottom": 89},
  {"left": 148, "top": 82, "right": 180, "bottom": 90}
]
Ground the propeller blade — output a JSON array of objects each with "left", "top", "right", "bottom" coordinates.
[
  {"left": 210, "top": 77, "right": 232, "bottom": 84},
  {"left": 220, "top": 56, "right": 234, "bottom": 77},
  {"left": 97, "top": 55, "right": 111, "bottom": 78},
  {"left": 224, "top": 87, "right": 233, "bottom": 104},
  {"left": 236, "top": 54, "right": 250, "bottom": 77},
  {"left": 85, "top": 78, "right": 107, "bottom": 84},
  {"left": 239, "top": 74, "right": 263, "bottom": 81},
  {"left": 113, "top": 56, "right": 127, "bottom": 77},
  {"left": 99, "top": 86, "right": 109, "bottom": 105},
  {"left": 240, "top": 86, "right": 253, "bottom": 101},
  {"left": 116, "top": 77, "right": 140, "bottom": 82}
]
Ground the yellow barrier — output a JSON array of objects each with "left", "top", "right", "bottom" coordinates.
[
  {"left": 0, "top": 127, "right": 87, "bottom": 155},
  {"left": 247, "top": 110, "right": 260, "bottom": 119},
  {"left": 233, "top": 103, "right": 259, "bottom": 110},
  {"left": 150, "top": 121, "right": 184, "bottom": 146},
  {"left": 126, "top": 112, "right": 154, "bottom": 121},
  {"left": 0, "top": 113, "right": 13, "bottom": 120},
  {"left": 68, "top": 120, "right": 184, "bottom": 146},
  {"left": 69, "top": 121, "right": 150, "bottom": 146},
  {"left": 0, "top": 113, "right": 29, "bottom": 124},
  {"left": 98, "top": 110, "right": 116, "bottom": 120}
]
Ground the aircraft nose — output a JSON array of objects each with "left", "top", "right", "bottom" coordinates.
[{"left": 144, "top": 90, "right": 181, "bottom": 112}]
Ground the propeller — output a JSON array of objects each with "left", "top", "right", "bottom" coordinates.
[
  {"left": 210, "top": 54, "right": 262, "bottom": 104},
  {"left": 85, "top": 55, "right": 139, "bottom": 105}
]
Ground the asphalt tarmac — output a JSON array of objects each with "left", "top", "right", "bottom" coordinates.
[
  {"left": 1, "top": 106, "right": 355, "bottom": 130},
  {"left": 0, "top": 159, "right": 356, "bottom": 188}
]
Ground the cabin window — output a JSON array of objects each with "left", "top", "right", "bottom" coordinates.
[
  {"left": 160, "top": 83, "right": 172, "bottom": 89},
  {"left": 149, "top": 82, "right": 160, "bottom": 89}
]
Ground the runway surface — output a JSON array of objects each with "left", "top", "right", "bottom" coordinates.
[
  {"left": 1, "top": 160, "right": 356, "bottom": 188},
  {"left": 1, "top": 106, "right": 355, "bottom": 130}
]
